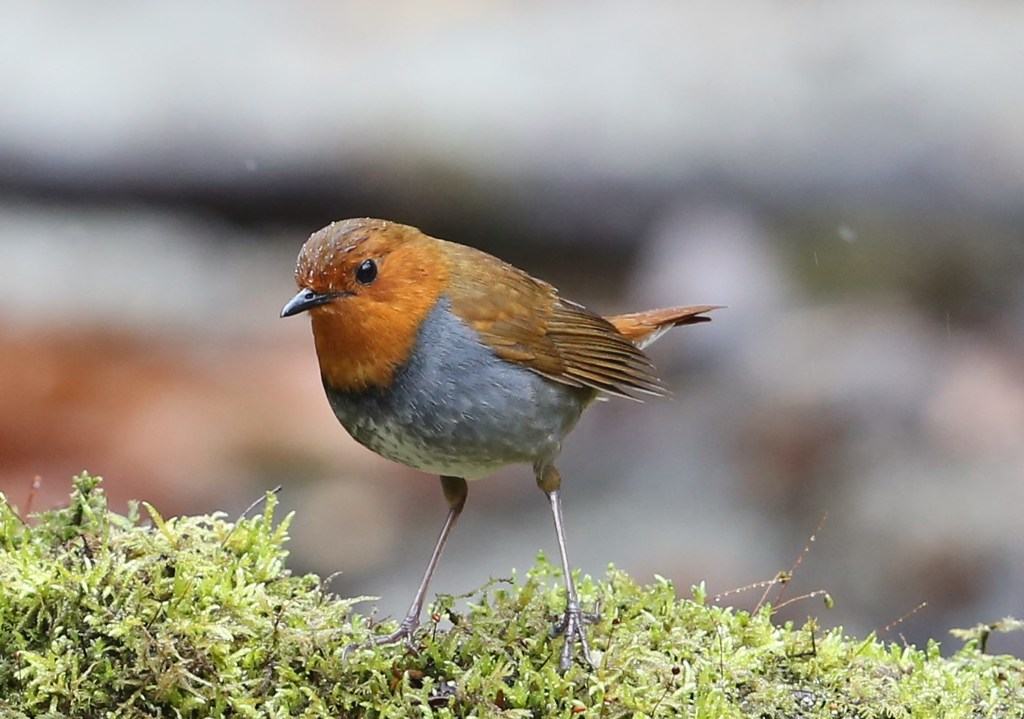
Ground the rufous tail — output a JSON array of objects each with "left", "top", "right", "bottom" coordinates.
[{"left": 605, "top": 305, "right": 722, "bottom": 350}]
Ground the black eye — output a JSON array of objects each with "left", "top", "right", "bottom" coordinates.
[{"left": 355, "top": 259, "right": 377, "bottom": 285}]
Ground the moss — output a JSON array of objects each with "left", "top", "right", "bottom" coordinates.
[{"left": 0, "top": 473, "right": 1021, "bottom": 718}]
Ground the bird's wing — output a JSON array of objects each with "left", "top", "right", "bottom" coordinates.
[
  {"left": 543, "top": 298, "right": 666, "bottom": 398},
  {"left": 444, "top": 243, "right": 667, "bottom": 400}
]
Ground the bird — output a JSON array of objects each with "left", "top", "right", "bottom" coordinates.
[{"left": 281, "top": 218, "right": 718, "bottom": 671}]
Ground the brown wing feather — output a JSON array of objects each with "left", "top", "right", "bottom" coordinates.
[
  {"left": 444, "top": 242, "right": 687, "bottom": 399},
  {"left": 544, "top": 299, "right": 666, "bottom": 398}
]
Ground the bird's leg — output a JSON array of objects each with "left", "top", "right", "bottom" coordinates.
[
  {"left": 345, "top": 475, "right": 467, "bottom": 658},
  {"left": 536, "top": 463, "right": 598, "bottom": 672}
]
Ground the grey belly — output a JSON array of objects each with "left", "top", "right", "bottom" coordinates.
[{"left": 324, "top": 296, "right": 590, "bottom": 480}]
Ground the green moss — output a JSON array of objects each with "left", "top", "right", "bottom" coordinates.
[{"left": 0, "top": 473, "right": 1021, "bottom": 718}]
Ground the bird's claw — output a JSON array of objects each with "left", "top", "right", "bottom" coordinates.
[
  {"left": 551, "top": 600, "right": 600, "bottom": 672},
  {"left": 342, "top": 615, "right": 421, "bottom": 662}
]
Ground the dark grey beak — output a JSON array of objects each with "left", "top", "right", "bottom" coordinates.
[{"left": 280, "top": 289, "right": 344, "bottom": 318}]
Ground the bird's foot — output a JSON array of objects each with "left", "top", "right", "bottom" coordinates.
[
  {"left": 551, "top": 601, "right": 600, "bottom": 672},
  {"left": 342, "top": 614, "right": 421, "bottom": 661}
]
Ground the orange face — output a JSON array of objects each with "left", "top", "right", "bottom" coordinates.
[{"left": 291, "top": 219, "right": 449, "bottom": 393}]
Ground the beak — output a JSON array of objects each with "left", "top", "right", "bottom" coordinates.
[{"left": 280, "top": 288, "right": 345, "bottom": 318}]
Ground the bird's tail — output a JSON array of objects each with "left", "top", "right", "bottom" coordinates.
[{"left": 605, "top": 305, "right": 722, "bottom": 350}]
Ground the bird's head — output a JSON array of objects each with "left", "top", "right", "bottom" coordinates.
[{"left": 281, "top": 218, "right": 449, "bottom": 393}]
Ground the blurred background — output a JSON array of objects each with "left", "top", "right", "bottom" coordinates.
[{"left": 2, "top": 1, "right": 1022, "bottom": 656}]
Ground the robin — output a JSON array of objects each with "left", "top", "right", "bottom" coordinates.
[{"left": 281, "top": 218, "right": 717, "bottom": 670}]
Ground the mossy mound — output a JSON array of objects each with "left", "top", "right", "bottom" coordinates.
[{"left": 0, "top": 474, "right": 1021, "bottom": 718}]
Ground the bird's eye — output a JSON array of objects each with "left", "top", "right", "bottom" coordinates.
[{"left": 355, "top": 259, "right": 378, "bottom": 285}]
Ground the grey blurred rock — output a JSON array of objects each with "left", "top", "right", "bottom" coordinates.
[{"left": 2, "top": 1, "right": 1024, "bottom": 225}]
